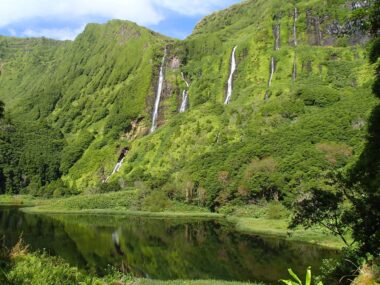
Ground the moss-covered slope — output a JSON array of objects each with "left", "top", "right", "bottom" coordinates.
[{"left": 0, "top": 0, "right": 377, "bottom": 210}]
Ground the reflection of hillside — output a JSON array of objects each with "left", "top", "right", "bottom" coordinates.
[
  {"left": 0, "top": 207, "right": 87, "bottom": 268},
  {"left": 0, "top": 208, "right": 338, "bottom": 283}
]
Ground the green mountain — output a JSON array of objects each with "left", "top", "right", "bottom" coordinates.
[{"left": 0, "top": 0, "right": 377, "bottom": 210}]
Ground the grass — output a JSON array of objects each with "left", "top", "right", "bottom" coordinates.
[
  {"left": 0, "top": 195, "right": 38, "bottom": 206},
  {"left": 229, "top": 217, "right": 346, "bottom": 249}
]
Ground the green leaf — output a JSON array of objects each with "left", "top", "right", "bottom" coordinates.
[
  {"left": 305, "top": 267, "right": 311, "bottom": 285},
  {"left": 288, "top": 268, "right": 302, "bottom": 284}
]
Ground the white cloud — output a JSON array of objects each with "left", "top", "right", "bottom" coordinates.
[
  {"left": 155, "top": 0, "right": 234, "bottom": 16},
  {"left": 21, "top": 26, "right": 86, "bottom": 40},
  {"left": 0, "top": 0, "right": 164, "bottom": 27},
  {"left": 0, "top": 0, "right": 239, "bottom": 39}
]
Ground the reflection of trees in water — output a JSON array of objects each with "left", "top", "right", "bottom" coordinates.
[
  {"left": 0, "top": 209, "right": 338, "bottom": 283},
  {"left": 114, "top": 219, "right": 338, "bottom": 282},
  {"left": 0, "top": 208, "right": 88, "bottom": 269}
]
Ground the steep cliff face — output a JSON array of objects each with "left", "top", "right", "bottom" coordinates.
[
  {"left": 0, "top": 0, "right": 377, "bottom": 208},
  {"left": 115, "top": 0, "right": 376, "bottom": 209}
]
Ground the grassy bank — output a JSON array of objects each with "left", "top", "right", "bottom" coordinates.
[
  {"left": 229, "top": 217, "right": 346, "bottom": 249},
  {"left": 1, "top": 193, "right": 347, "bottom": 249},
  {"left": 0, "top": 195, "right": 39, "bottom": 206}
]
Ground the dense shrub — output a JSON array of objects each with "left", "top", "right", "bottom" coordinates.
[{"left": 296, "top": 86, "right": 340, "bottom": 107}]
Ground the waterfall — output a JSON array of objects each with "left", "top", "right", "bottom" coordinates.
[
  {"left": 150, "top": 49, "right": 166, "bottom": 133},
  {"left": 268, "top": 56, "right": 275, "bottom": 87},
  {"left": 292, "top": 55, "right": 297, "bottom": 83},
  {"left": 104, "top": 157, "right": 125, "bottom": 182},
  {"left": 181, "top": 72, "right": 190, "bottom": 88},
  {"left": 179, "top": 72, "right": 190, "bottom": 113},
  {"left": 293, "top": 7, "right": 298, "bottom": 46},
  {"left": 274, "top": 24, "right": 280, "bottom": 51},
  {"left": 111, "top": 157, "right": 125, "bottom": 175},
  {"left": 265, "top": 57, "right": 276, "bottom": 101},
  {"left": 179, "top": 90, "right": 188, "bottom": 113},
  {"left": 104, "top": 148, "right": 129, "bottom": 182},
  {"left": 224, "top": 46, "right": 238, "bottom": 105}
]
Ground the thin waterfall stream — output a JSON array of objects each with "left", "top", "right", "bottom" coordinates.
[
  {"left": 150, "top": 48, "right": 166, "bottom": 133},
  {"left": 265, "top": 21, "right": 280, "bottom": 101},
  {"left": 274, "top": 23, "right": 280, "bottom": 51},
  {"left": 265, "top": 57, "right": 276, "bottom": 101},
  {"left": 224, "top": 46, "right": 238, "bottom": 105},
  {"left": 293, "top": 7, "right": 298, "bottom": 83},
  {"left": 293, "top": 7, "right": 298, "bottom": 46},
  {"left": 179, "top": 72, "right": 190, "bottom": 113},
  {"left": 105, "top": 148, "right": 129, "bottom": 182}
]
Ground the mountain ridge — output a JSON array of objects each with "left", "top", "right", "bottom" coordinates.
[{"left": 0, "top": 0, "right": 377, "bottom": 211}]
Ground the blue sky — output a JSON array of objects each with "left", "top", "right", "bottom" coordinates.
[{"left": 0, "top": 0, "right": 241, "bottom": 40}]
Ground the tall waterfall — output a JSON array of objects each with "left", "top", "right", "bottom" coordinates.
[
  {"left": 293, "top": 7, "right": 298, "bottom": 46},
  {"left": 150, "top": 49, "right": 166, "bottom": 133},
  {"left": 292, "top": 56, "right": 297, "bottom": 83},
  {"left": 274, "top": 24, "right": 280, "bottom": 51},
  {"left": 224, "top": 46, "right": 238, "bottom": 105},
  {"left": 265, "top": 57, "right": 276, "bottom": 101},
  {"left": 179, "top": 72, "right": 189, "bottom": 113}
]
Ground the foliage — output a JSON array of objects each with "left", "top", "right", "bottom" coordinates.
[
  {"left": 289, "top": 187, "right": 351, "bottom": 246},
  {"left": 280, "top": 267, "right": 322, "bottom": 285},
  {"left": 0, "top": 0, "right": 377, "bottom": 216},
  {"left": 289, "top": 2, "right": 380, "bottom": 284},
  {"left": 60, "top": 131, "right": 94, "bottom": 174},
  {"left": 0, "top": 238, "right": 133, "bottom": 285}
]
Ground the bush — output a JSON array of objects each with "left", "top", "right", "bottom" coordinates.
[
  {"left": 1, "top": 239, "right": 132, "bottom": 285},
  {"left": 266, "top": 201, "right": 289, "bottom": 220},
  {"left": 296, "top": 86, "right": 340, "bottom": 107},
  {"left": 141, "top": 190, "right": 170, "bottom": 212}
]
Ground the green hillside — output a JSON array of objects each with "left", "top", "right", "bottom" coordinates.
[{"left": 0, "top": 0, "right": 377, "bottom": 212}]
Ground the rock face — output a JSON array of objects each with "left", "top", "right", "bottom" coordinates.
[
  {"left": 170, "top": 56, "right": 181, "bottom": 69},
  {"left": 305, "top": 6, "right": 369, "bottom": 46}
]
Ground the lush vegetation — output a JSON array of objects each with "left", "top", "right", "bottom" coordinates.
[
  {"left": 0, "top": 0, "right": 380, "bottom": 283},
  {"left": 0, "top": 0, "right": 376, "bottom": 206}
]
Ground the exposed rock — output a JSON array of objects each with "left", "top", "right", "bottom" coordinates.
[
  {"left": 350, "top": 1, "right": 370, "bottom": 10},
  {"left": 352, "top": 118, "right": 366, "bottom": 129},
  {"left": 170, "top": 56, "right": 181, "bottom": 69},
  {"left": 125, "top": 117, "right": 145, "bottom": 140}
]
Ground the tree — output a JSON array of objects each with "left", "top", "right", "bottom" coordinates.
[{"left": 290, "top": 186, "right": 351, "bottom": 247}]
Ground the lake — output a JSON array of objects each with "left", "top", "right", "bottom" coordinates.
[{"left": 0, "top": 206, "right": 339, "bottom": 284}]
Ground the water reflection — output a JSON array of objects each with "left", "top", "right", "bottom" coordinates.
[{"left": 0, "top": 206, "right": 339, "bottom": 284}]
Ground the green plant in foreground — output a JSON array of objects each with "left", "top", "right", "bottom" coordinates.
[{"left": 280, "top": 267, "right": 322, "bottom": 285}]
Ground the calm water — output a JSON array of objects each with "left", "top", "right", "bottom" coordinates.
[{"left": 0, "top": 206, "right": 339, "bottom": 284}]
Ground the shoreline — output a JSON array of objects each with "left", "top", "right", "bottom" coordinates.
[{"left": 15, "top": 204, "right": 345, "bottom": 250}]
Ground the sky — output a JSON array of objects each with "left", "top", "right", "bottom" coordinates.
[{"left": 0, "top": 0, "right": 241, "bottom": 40}]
